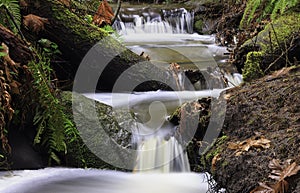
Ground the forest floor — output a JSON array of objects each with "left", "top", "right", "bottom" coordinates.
[{"left": 201, "top": 66, "right": 300, "bottom": 193}]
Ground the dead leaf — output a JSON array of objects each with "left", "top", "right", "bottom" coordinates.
[
  {"left": 269, "top": 159, "right": 300, "bottom": 181},
  {"left": 58, "top": 0, "right": 70, "bottom": 7},
  {"left": 140, "top": 52, "right": 150, "bottom": 60},
  {"left": 228, "top": 136, "right": 271, "bottom": 156},
  {"left": 250, "top": 182, "right": 274, "bottom": 193},
  {"left": 23, "top": 14, "right": 49, "bottom": 33},
  {"left": 251, "top": 159, "right": 300, "bottom": 193},
  {"left": 211, "top": 153, "right": 221, "bottom": 171},
  {"left": 93, "top": 0, "right": 114, "bottom": 27}
]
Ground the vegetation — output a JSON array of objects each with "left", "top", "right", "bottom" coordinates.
[
  {"left": 239, "top": 12, "right": 300, "bottom": 81},
  {"left": 28, "top": 53, "right": 80, "bottom": 165},
  {"left": 0, "top": 44, "right": 10, "bottom": 168},
  {"left": 242, "top": 51, "right": 264, "bottom": 81},
  {"left": 0, "top": 0, "right": 21, "bottom": 33},
  {"left": 240, "top": 0, "right": 300, "bottom": 28}
]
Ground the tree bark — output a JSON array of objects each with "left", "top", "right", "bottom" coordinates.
[
  {"left": 0, "top": 25, "right": 33, "bottom": 65},
  {"left": 23, "top": 0, "right": 171, "bottom": 92}
]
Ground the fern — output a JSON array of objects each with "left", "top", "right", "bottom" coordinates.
[
  {"left": 29, "top": 53, "right": 79, "bottom": 165},
  {"left": 240, "top": 0, "right": 300, "bottom": 29},
  {"left": 0, "top": 0, "right": 21, "bottom": 34},
  {"left": 271, "top": 0, "right": 299, "bottom": 19}
]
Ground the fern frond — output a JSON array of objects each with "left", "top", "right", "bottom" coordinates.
[
  {"left": 240, "top": 0, "right": 264, "bottom": 28},
  {"left": 240, "top": 0, "right": 300, "bottom": 28},
  {"left": 0, "top": 0, "right": 21, "bottom": 33},
  {"left": 271, "top": 0, "right": 299, "bottom": 19},
  {"left": 28, "top": 51, "right": 80, "bottom": 165}
]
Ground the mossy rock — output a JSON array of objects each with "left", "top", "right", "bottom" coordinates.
[
  {"left": 243, "top": 13, "right": 300, "bottom": 54},
  {"left": 236, "top": 12, "right": 300, "bottom": 81},
  {"left": 194, "top": 18, "right": 204, "bottom": 34},
  {"left": 59, "top": 91, "right": 134, "bottom": 170},
  {"left": 242, "top": 51, "right": 264, "bottom": 81}
]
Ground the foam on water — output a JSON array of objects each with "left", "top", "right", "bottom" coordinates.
[{"left": 0, "top": 168, "right": 209, "bottom": 193}]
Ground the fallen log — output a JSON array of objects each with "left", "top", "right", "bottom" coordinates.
[{"left": 22, "top": 0, "right": 170, "bottom": 92}]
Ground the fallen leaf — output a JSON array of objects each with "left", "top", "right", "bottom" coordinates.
[
  {"left": 23, "top": 14, "right": 49, "bottom": 33},
  {"left": 250, "top": 182, "right": 274, "bottom": 193},
  {"left": 251, "top": 159, "right": 300, "bottom": 193},
  {"left": 93, "top": 0, "right": 114, "bottom": 27},
  {"left": 58, "top": 0, "right": 70, "bottom": 7},
  {"left": 269, "top": 159, "right": 300, "bottom": 181},
  {"left": 228, "top": 136, "right": 271, "bottom": 156},
  {"left": 211, "top": 153, "right": 221, "bottom": 171}
]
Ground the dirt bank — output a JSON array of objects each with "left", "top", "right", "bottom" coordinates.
[{"left": 200, "top": 66, "right": 300, "bottom": 193}]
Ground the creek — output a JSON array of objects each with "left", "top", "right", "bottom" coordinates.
[{"left": 0, "top": 6, "right": 241, "bottom": 193}]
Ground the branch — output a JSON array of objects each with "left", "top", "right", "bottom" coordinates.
[{"left": 111, "top": 0, "right": 122, "bottom": 25}]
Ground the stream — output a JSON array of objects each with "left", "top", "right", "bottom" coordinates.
[{"left": 0, "top": 6, "right": 240, "bottom": 193}]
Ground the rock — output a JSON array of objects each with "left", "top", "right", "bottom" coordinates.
[
  {"left": 234, "top": 12, "right": 300, "bottom": 81},
  {"left": 184, "top": 69, "right": 227, "bottom": 90},
  {"left": 59, "top": 91, "right": 134, "bottom": 169},
  {"left": 169, "top": 97, "right": 212, "bottom": 171}
]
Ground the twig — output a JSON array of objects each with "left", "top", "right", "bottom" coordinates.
[
  {"left": 264, "top": 39, "right": 294, "bottom": 73},
  {"left": 4, "top": 6, "right": 26, "bottom": 43},
  {"left": 270, "top": 23, "right": 283, "bottom": 53}
]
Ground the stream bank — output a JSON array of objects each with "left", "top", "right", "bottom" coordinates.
[{"left": 170, "top": 66, "right": 300, "bottom": 192}]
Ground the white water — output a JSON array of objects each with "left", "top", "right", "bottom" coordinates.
[
  {"left": 0, "top": 168, "right": 209, "bottom": 193},
  {"left": 114, "top": 8, "right": 194, "bottom": 35},
  {"left": 0, "top": 7, "right": 241, "bottom": 193},
  {"left": 84, "top": 89, "right": 224, "bottom": 173}
]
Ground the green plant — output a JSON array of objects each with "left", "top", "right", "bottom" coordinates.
[
  {"left": 101, "top": 25, "right": 114, "bottom": 33},
  {"left": 240, "top": 0, "right": 300, "bottom": 28},
  {"left": 0, "top": 0, "right": 23, "bottom": 37},
  {"left": 0, "top": 47, "right": 7, "bottom": 57},
  {"left": 37, "top": 38, "right": 62, "bottom": 58},
  {"left": 84, "top": 14, "right": 93, "bottom": 24},
  {"left": 28, "top": 53, "right": 79, "bottom": 165},
  {"left": 0, "top": 44, "right": 14, "bottom": 169}
]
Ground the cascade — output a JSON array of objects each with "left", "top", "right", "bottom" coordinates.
[
  {"left": 0, "top": 4, "right": 243, "bottom": 192},
  {"left": 113, "top": 7, "right": 194, "bottom": 35}
]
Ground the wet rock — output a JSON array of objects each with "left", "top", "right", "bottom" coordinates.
[
  {"left": 169, "top": 97, "right": 212, "bottom": 171},
  {"left": 59, "top": 91, "right": 134, "bottom": 169}
]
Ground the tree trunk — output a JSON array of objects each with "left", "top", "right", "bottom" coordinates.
[
  {"left": 0, "top": 25, "right": 33, "bottom": 65},
  {"left": 23, "top": 0, "right": 171, "bottom": 92}
]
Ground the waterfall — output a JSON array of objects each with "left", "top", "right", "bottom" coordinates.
[
  {"left": 133, "top": 124, "right": 190, "bottom": 173},
  {"left": 167, "top": 62, "right": 185, "bottom": 91},
  {"left": 131, "top": 99, "right": 191, "bottom": 173},
  {"left": 113, "top": 7, "right": 194, "bottom": 34}
]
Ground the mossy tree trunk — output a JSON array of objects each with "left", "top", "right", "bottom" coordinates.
[{"left": 22, "top": 0, "right": 170, "bottom": 91}]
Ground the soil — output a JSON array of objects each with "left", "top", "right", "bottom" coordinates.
[{"left": 200, "top": 66, "right": 300, "bottom": 193}]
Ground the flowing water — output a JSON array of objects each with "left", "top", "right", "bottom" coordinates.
[{"left": 0, "top": 6, "right": 241, "bottom": 193}]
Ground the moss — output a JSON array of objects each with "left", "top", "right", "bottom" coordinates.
[
  {"left": 242, "top": 51, "right": 264, "bottom": 82},
  {"left": 239, "top": 12, "right": 300, "bottom": 81},
  {"left": 50, "top": 0, "right": 108, "bottom": 43},
  {"left": 205, "top": 135, "right": 228, "bottom": 160},
  {"left": 168, "top": 106, "right": 181, "bottom": 125},
  {"left": 200, "top": 135, "right": 228, "bottom": 169},
  {"left": 194, "top": 19, "right": 204, "bottom": 33},
  {"left": 243, "top": 12, "right": 300, "bottom": 53},
  {"left": 59, "top": 91, "right": 133, "bottom": 169},
  {"left": 243, "top": 12, "right": 300, "bottom": 55}
]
